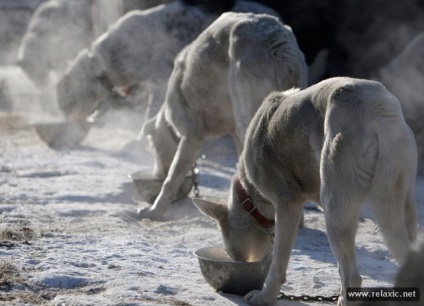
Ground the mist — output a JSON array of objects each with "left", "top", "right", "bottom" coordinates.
[
  {"left": 0, "top": 0, "right": 169, "bottom": 132},
  {"left": 0, "top": 1, "right": 424, "bottom": 304},
  {"left": 1, "top": 0, "right": 424, "bottom": 154}
]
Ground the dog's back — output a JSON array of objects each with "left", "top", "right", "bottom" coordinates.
[
  {"left": 197, "top": 77, "right": 418, "bottom": 305},
  {"left": 169, "top": 12, "right": 307, "bottom": 145},
  {"left": 244, "top": 77, "right": 417, "bottom": 262},
  {"left": 245, "top": 77, "right": 417, "bottom": 198}
]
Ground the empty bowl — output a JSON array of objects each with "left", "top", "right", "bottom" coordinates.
[
  {"left": 194, "top": 246, "right": 271, "bottom": 295},
  {"left": 129, "top": 169, "right": 193, "bottom": 204},
  {"left": 34, "top": 120, "right": 90, "bottom": 149}
]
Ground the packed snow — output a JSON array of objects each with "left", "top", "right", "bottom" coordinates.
[{"left": 0, "top": 71, "right": 423, "bottom": 306}]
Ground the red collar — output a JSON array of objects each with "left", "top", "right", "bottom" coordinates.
[{"left": 235, "top": 177, "right": 274, "bottom": 230}]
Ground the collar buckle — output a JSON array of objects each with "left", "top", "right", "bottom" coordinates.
[
  {"left": 235, "top": 176, "right": 274, "bottom": 231},
  {"left": 241, "top": 198, "right": 256, "bottom": 214}
]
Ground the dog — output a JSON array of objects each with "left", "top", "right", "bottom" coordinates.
[
  {"left": 359, "top": 242, "right": 424, "bottom": 306},
  {"left": 194, "top": 77, "right": 418, "bottom": 305},
  {"left": 391, "top": 242, "right": 424, "bottom": 306},
  {"left": 138, "top": 11, "right": 307, "bottom": 220},
  {"left": 56, "top": 1, "right": 279, "bottom": 123}
]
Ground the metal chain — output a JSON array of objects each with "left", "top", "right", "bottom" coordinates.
[
  {"left": 191, "top": 155, "right": 207, "bottom": 198},
  {"left": 191, "top": 163, "right": 200, "bottom": 198},
  {"left": 278, "top": 291, "right": 339, "bottom": 303}
]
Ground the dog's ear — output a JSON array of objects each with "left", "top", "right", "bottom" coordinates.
[{"left": 192, "top": 198, "right": 228, "bottom": 222}]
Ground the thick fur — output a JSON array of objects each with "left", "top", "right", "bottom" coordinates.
[
  {"left": 17, "top": 0, "right": 170, "bottom": 88},
  {"left": 139, "top": 12, "right": 307, "bottom": 220},
  {"left": 194, "top": 77, "right": 417, "bottom": 306},
  {"left": 56, "top": 1, "right": 278, "bottom": 121}
]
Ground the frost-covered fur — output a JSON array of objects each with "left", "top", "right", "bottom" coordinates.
[
  {"left": 139, "top": 12, "right": 307, "bottom": 220},
  {"left": 194, "top": 77, "right": 417, "bottom": 306},
  {"left": 56, "top": 1, "right": 278, "bottom": 122},
  {"left": 17, "top": 0, "right": 170, "bottom": 88}
]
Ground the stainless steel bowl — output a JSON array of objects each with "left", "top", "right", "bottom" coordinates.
[
  {"left": 194, "top": 246, "right": 271, "bottom": 295},
  {"left": 129, "top": 169, "right": 193, "bottom": 204},
  {"left": 34, "top": 120, "right": 90, "bottom": 149}
]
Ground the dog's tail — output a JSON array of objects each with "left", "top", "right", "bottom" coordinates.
[{"left": 228, "top": 15, "right": 307, "bottom": 142}]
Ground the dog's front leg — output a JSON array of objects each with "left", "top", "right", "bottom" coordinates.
[
  {"left": 245, "top": 202, "right": 303, "bottom": 306},
  {"left": 138, "top": 135, "right": 204, "bottom": 220}
]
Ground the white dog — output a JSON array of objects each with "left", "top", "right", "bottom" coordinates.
[
  {"left": 56, "top": 1, "right": 278, "bottom": 122},
  {"left": 138, "top": 12, "right": 307, "bottom": 220},
  {"left": 194, "top": 77, "right": 417, "bottom": 306}
]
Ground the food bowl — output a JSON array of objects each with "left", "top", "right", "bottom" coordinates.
[
  {"left": 34, "top": 120, "right": 91, "bottom": 149},
  {"left": 194, "top": 246, "right": 271, "bottom": 295},
  {"left": 129, "top": 169, "right": 193, "bottom": 204}
]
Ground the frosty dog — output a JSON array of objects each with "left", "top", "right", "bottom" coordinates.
[
  {"left": 56, "top": 1, "right": 278, "bottom": 122},
  {"left": 194, "top": 77, "right": 417, "bottom": 306},
  {"left": 139, "top": 12, "right": 307, "bottom": 220}
]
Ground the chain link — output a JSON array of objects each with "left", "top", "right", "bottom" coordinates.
[
  {"left": 191, "top": 163, "right": 200, "bottom": 198},
  {"left": 278, "top": 291, "right": 339, "bottom": 303},
  {"left": 191, "top": 155, "right": 207, "bottom": 198}
]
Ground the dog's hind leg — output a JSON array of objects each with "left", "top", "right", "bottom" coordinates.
[
  {"left": 320, "top": 135, "right": 369, "bottom": 306},
  {"left": 368, "top": 180, "right": 417, "bottom": 265},
  {"left": 405, "top": 189, "right": 417, "bottom": 243},
  {"left": 138, "top": 135, "right": 204, "bottom": 220},
  {"left": 322, "top": 188, "right": 364, "bottom": 306}
]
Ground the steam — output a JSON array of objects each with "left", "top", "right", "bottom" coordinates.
[
  {"left": 0, "top": 0, "right": 162, "bottom": 125},
  {"left": 374, "top": 32, "right": 424, "bottom": 163},
  {"left": 1, "top": 0, "right": 424, "bottom": 157}
]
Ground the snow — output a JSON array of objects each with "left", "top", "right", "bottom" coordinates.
[{"left": 0, "top": 92, "right": 423, "bottom": 306}]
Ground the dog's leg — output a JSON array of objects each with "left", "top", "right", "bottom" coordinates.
[
  {"left": 405, "top": 190, "right": 418, "bottom": 243},
  {"left": 369, "top": 182, "right": 417, "bottom": 265},
  {"left": 323, "top": 190, "right": 363, "bottom": 306},
  {"left": 144, "top": 83, "right": 166, "bottom": 121},
  {"left": 245, "top": 201, "right": 304, "bottom": 306},
  {"left": 140, "top": 111, "right": 179, "bottom": 179},
  {"left": 138, "top": 135, "right": 204, "bottom": 220}
]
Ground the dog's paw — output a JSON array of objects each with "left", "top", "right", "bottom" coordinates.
[
  {"left": 244, "top": 290, "right": 273, "bottom": 306},
  {"left": 137, "top": 207, "right": 165, "bottom": 221}
]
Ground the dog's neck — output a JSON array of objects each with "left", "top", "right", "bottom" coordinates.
[{"left": 231, "top": 167, "right": 275, "bottom": 232}]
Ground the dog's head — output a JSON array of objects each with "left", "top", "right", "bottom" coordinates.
[
  {"left": 57, "top": 50, "right": 103, "bottom": 121},
  {"left": 193, "top": 182, "right": 273, "bottom": 262}
]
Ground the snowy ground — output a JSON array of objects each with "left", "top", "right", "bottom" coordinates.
[{"left": 0, "top": 91, "right": 424, "bottom": 306}]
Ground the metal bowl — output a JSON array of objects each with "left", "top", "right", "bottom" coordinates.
[
  {"left": 34, "top": 120, "right": 90, "bottom": 149},
  {"left": 194, "top": 246, "right": 271, "bottom": 295},
  {"left": 129, "top": 169, "right": 193, "bottom": 204}
]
